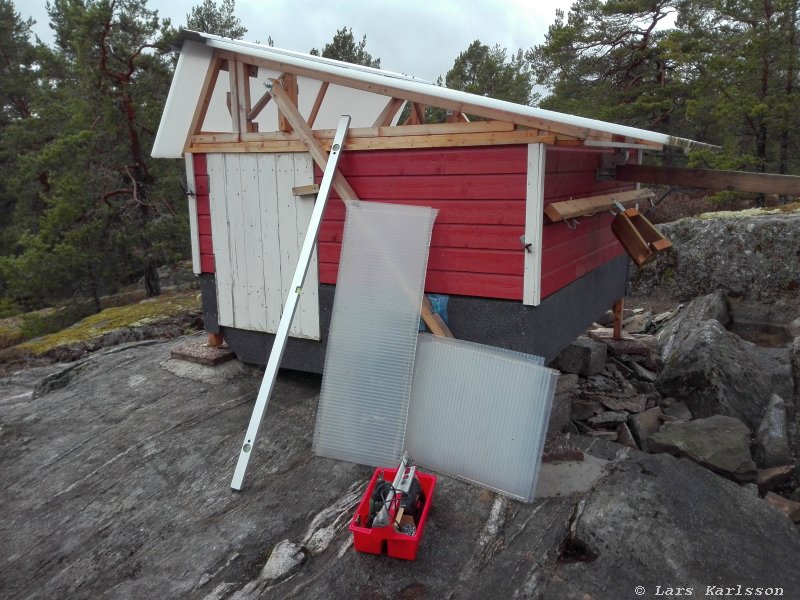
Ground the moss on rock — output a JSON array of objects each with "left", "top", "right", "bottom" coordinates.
[{"left": 16, "top": 290, "right": 201, "bottom": 357}]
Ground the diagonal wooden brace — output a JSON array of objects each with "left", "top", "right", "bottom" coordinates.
[
  {"left": 268, "top": 78, "right": 359, "bottom": 201},
  {"left": 270, "top": 78, "right": 456, "bottom": 340}
]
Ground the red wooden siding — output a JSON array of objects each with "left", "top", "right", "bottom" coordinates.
[
  {"left": 193, "top": 153, "right": 215, "bottom": 273},
  {"left": 317, "top": 146, "right": 529, "bottom": 300},
  {"left": 540, "top": 147, "right": 632, "bottom": 298},
  {"left": 196, "top": 145, "right": 633, "bottom": 303}
]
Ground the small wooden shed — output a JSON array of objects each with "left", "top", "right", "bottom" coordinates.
[{"left": 152, "top": 31, "right": 711, "bottom": 370}]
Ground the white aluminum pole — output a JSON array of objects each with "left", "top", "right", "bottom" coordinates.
[{"left": 231, "top": 115, "right": 351, "bottom": 490}]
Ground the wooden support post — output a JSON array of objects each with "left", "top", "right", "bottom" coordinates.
[
  {"left": 277, "top": 73, "right": 298, "bottom": 133},
  {"left": 413, "top": 103, "right": 426, "bottom": 125},
  {"left": 238, "top": 61, "right": 256, "bottom": 133},
  {"left": 613, "top": 298, "right": 624, "bottom": 340},
  {"left": 228, "top": 59, "right": 245, "bottom": 134},
  {"left": 208, "top": 332, "right": 224, "bottom": 347},
  {"left": 269, "top": 78, "right": 359, "bottom": 201}
]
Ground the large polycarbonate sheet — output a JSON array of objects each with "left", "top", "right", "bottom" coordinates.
[
  {"left": 313, "top": 200, "right": 437, "bottom": 467},
  {"left": 406, "top": 334, "right": 558, "bottom": 502}
]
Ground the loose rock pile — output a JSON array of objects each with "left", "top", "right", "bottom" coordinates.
[{"left": 552, "top": 291, "right": 800, "bottom": 524}]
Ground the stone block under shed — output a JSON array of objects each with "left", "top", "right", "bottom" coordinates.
[{"left": 555, "top": 336, "right": 607, "bottom": 377}]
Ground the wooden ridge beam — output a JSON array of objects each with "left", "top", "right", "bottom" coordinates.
[
  {"left": 268, "top": 78, "right": 358, "bottom": 201},
  {"left": 616, "top": 164, "right": 800, "bottom": 196},
  {"left": 544, "top": 188, "right": 655, "bottom": 222}
]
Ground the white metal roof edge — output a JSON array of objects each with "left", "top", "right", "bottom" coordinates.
[
  {"left": 153, "top": 40, "right": 214, "bottom": 158},
  {"left": 179, "top": 30, "right": 432, "bottom": 85},
  {"left": 175, "top": 31, "right": 716, "bottom": 152}
]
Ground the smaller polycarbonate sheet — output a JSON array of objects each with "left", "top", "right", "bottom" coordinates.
[
  {"left": 313, "top": 200, "right": 437, "bottom": 467},
  {"left": 406, "top": 334, "right": 558, "bottom": 502}
]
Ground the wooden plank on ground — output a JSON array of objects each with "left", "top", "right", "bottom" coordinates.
[
  {"left": 544, "top": 188, "right": 655, "bottom": 222},
  {"left": 617, "top": 164, "right": 800, "bottom": 196}
]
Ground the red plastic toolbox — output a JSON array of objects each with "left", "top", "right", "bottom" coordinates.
[{"left": 349, "top": 466, "right": 436, "bottom": 560}]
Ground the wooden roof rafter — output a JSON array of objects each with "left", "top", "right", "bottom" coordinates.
[
  {"left": 155, "top": 33, "right": 717, "bottom": 159},
  {"left": 184, "top": 48, "right": 609, "bottom": 153},
  {"left": 185, "top": 54, "right": 224, "bottom": 150},
  {"left": 373, "top": 97, "right": 405, "bottom": 127},
  {"left": 307, "top": 81, "right": 329, "bottom": 128},
  {"left": 214, "top": 49, "right": 617, "bottom": 142}
]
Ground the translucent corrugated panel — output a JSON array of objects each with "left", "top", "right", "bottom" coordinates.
[
  {"left": 313, "top": 200, "right": 437, "bottom": 467},
  {"left": 406, "top": 334, "right": 558, "bottom": 503}
]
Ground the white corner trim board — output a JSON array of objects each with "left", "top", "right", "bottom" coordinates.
[
  {"left": 523, "top": 143, "right": 545, "bottom": 306},
  {"left": 184, "top": 153, "right": 201, "bottom": 275}
]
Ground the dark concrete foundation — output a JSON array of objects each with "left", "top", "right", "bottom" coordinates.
[{"left": 207, "top": 256, "right": 630, "bottom": 373}]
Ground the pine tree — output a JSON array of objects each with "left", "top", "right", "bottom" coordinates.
[
  {"left": 186, "top": 0, "right": 247, "bottom": 38},
  {"left": 0, "top": 0, "right": 187, "bottom": 310},
  {"left": 310, "top": 28, "right": 380, "bottom": 68},
  {"left": 528, "top": 0, "right": 690, "bottom": 134}
]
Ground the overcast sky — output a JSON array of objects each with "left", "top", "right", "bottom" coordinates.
[{"left": 19, "top": 0, "right": 575, "bottom": 83}]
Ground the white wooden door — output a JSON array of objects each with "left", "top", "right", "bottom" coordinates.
[{"left": 207, "top": 152, "right": 320, "bottom": 339}]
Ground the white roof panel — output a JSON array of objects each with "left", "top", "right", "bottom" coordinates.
[{"left": 153, "top": 30, "right": 713, "bottom": 159}]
